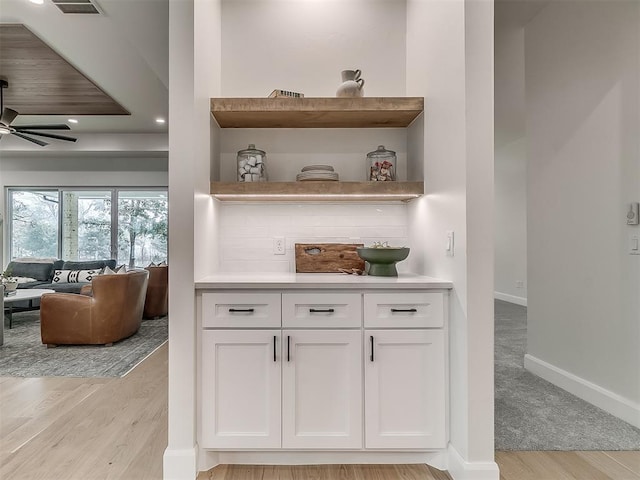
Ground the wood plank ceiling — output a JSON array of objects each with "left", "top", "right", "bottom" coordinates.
[{"left": 0, "top": 24, "right": 129, "bottom": 115}]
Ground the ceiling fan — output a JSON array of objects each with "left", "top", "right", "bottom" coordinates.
[{"left": 0, "top": 79, "right": 77, "bottom": 146}]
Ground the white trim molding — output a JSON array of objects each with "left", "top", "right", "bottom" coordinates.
[
  {"left": 494, "top": 291, "right": 527, "bottom": 307},
  {"left": 525, "top": 354, "right": 640, "bottom": 429},
  {"left": 447, "top": 445, "right": 500, "bottom": 480},
  {"left": 163, "top": 447, "right": 198, "bottom": 480}
]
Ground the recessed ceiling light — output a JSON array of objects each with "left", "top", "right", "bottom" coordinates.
[
  {"left": 68, "top": 118, "right": 78, "bottom": 124},
  {"left": 29, "top": 0, "right": 44, "bottom": 5},
  {"left": 155, "top": 117, "right": 166, "bottom": 124}
]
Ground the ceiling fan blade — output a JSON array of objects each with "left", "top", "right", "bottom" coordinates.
[
  {"left": 17, "top": 129, "right": 77, "bottom": 142},
  {"left": 1, "top": 108, "right": 19, "bottom": 126},
  {"left": 12, "top": 124, "right": 71, "bottom": 130},
  {"left": 13, "top": 131, "right": 49, "bottom": 147}
]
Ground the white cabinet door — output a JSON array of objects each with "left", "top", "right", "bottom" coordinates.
[
  {"left": 201, "top": 330, "right": 281, "bottom": 448},
  {"left": 365, "top": 329, "right": 446, "bottom": 449},
  {"left": 282, "top": 330, "right": 362, "bottom": 449}
]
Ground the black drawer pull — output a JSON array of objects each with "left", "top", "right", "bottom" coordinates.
[
  {"left": 229, "top": 308, "right": 255, "bottom": 313},
  {"left": 390, "top": 308, "right": 417, "bottom": 313},
  {"left": 287, "top": 336, "right": 291, "bottom": 362},
  {"left": 309, "top": 308, "right": 335, "bottom": 313},
  {"left": 370, "top": 335, "right": 374, "bottom": 362},
  {"left": 273, "top": 336, "right": 277, "bottom": 362}
]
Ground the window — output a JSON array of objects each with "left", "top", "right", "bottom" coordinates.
[
  {"left": 8, "top": 188, "right": 168, "bottom": 267},
  {"left": 9, "top": 190, "right": 60, "bottom": 259},
  {"left": 118, "top": 191, "right": 168, "bottom": 268},
  {"left": 61, "top": 190, "right": 112, "bottom": 261}
]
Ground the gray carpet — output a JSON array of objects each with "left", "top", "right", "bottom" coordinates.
[
  {"left": 0, "top": 310, "right": 167, "bottom": 377},
  {"left": 495, "top": 299, "right": 640, "bottom": 450}
]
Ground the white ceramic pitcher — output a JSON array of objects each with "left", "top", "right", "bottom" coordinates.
[{"left": 336, "top": 69, "right": 365, "bottom": 97}]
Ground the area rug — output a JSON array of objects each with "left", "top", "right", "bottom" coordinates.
[
  {"left": 0, "top": 310, "right": 167, "bottom": 378},
  {"left": 495, "top": 299, "right": 640, "bottom": 450}
]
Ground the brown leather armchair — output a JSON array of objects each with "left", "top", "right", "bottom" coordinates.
[
  {"left": 143, "top": 265, "right": 168, "bottom": 319},
  {"left": 40, "top": 270, "right": 149, "bottom": 347}
]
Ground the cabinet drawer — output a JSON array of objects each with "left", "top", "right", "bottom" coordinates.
[
  {"left": 364, "top": 292, "right": 444, "bottom": 328},
  {"left": 282, "top": 293, "right": 361, "bottom": 328},
  {"left": 202, "top": 292, "right": 281, "bottom": 328}
]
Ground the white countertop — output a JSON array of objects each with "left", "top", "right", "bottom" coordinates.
[{"left": 195, "top": 272, "right": 453, "bottom": 290}]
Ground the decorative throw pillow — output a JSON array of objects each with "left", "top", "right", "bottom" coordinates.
[
  {"left": 14, "top": 276, "right": 38, "bottom": 284},
  {"left": 102, "top": 266, "right": 117, "bottom": 275},
  {"left": 52, "top": 269, "right": 101, "bottom": 284},
  {"left": 102, "top": 265, "right": 127, "bottom": 275},
  {"left": 147, "top": 261, "right": 157, "bottom": 267}
]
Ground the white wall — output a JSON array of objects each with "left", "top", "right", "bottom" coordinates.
[
  {"left": 494, "top": 20, "right": 527, "bottom": 306},
  {"left": 525, "top": 0, "right": 640, "bottom": 421},
  {"left": 215, "top": 0, "right": 411, "bottom": 274},
  {"left": 221, "top": 0, "right": 406, "bottom": 98},
  {"left": 407, "top": 0, "right": 497, "bottom": 476},
  {"left": 494, "top": 25, "right": 525, "bottom": 149},
  {"left": 494, "top": 138, "right": 527, "bottom": 304},
  {"left": 164, "top": 0, "right": 224, "bottom": 477}
]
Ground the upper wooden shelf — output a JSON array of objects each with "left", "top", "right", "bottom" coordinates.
[{"left": 210, "top": 97, "right": 424, "bottom": 128}]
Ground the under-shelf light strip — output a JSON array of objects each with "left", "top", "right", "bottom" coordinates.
[{"left": 213, "top": 193, "right": 420, "bottom": 200}]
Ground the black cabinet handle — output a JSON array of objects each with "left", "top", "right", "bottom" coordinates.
[
  {"left": 273, "top": 336, "right": 277, "bottom": 362},
  {"left": 287, "top": 335, "right": 291, "bottom": 362},
  {"left": 390, "top": 308, "right": 418, "bottom": 313},
  {"left": 309, "top": 308, "right": 335, "bottom": 313},
  {"left": 229, "top": 308, "right": 255, "bottom": 313},
  {"left": 370, "top": 335, "right": 374, "bottom": 362}
]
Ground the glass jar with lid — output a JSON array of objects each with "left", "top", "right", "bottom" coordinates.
[
  {"left": 367, "top": 145, "right": 396, "bottom": 181},
  {"left": 237, "top": 144, "right": 267, "bottom": 182}
]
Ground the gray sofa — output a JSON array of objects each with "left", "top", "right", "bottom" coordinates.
[{"left": 10, "top": 259, "right": 118, "bottom": 294}]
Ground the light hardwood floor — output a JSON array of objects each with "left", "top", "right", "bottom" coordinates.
[
  {"left": 0, "top": 343, "right": 167, "bottom": 480},
  {"left": 2, "top": 343, "right": 638, "bottom": 480}
]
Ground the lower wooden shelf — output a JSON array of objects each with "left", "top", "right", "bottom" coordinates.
[{"left": 210, "top": 181, "right": 424, "bottom": 202}]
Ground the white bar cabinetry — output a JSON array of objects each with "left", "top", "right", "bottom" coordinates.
[{"left": 200, "top": 289, "right": 447, "bottom": 453}]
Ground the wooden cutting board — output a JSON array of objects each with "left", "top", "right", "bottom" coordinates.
[{"left": 295, "top": 243, "right": 365, "bottom": 273}]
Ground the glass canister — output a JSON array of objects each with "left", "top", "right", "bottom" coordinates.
[
  {"left": 367, "top": 145, "right": 396, "bottom": 181},
  {"left": 237, "top": 144, "right": 268, "bottom": 182}
]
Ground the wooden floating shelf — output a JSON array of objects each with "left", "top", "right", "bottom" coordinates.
[
  {"left": 210, "top": 181, "right": 424, "bottom": 202},
  {"left": 211, "top": 97, "right": 424, "bottom": 128}
]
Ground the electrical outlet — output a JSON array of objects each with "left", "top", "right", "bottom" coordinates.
[
  {"left": 273, "top": 237, "right": 285, "bottom": 255},
  {"left": 516, "top": 280, "right": 524, "bottom": 289}
]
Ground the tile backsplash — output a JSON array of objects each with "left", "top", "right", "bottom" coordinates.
[{"left": 218, "top": 203, "right": 410, "bottom": 273}]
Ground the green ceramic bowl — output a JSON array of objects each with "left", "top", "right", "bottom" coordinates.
[{"left": 356, "top": 247, "right": 410, "bottom": 277}]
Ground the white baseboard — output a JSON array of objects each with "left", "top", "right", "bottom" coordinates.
[
  {"left": 447, "top": 445, "right": 500, "bottom": 480},
  {"left": 524, "top": 354, "right": 640, "bottom": 429},
  {"left": 163, "top": 447, "right": 198, "bottom": 480},
  {"left": 494, "top": 291, "right": 527, "bottom": 307}
]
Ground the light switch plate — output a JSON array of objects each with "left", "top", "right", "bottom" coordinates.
[
  {"left": 630, "top": 235, "right": 640, "bottom": 255},
  {"left": 446, "top": 231, "right": 455, "bottom": 257},
  {"left": 627, "top": 203, "right": 639, "bottom": 225}
]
